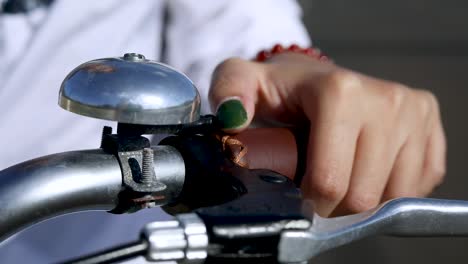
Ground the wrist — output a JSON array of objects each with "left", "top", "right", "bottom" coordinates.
[{"left": 255, "top": 44, "right": 330, "bottom": 63}]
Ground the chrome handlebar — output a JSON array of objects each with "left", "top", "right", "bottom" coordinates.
[{"left": 0, "top": 146, "right": 185, "bottom": 242}]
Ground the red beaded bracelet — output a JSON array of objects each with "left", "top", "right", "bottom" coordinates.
[{"left": 255, "top": 44, "right": 330, "bottom": 62}]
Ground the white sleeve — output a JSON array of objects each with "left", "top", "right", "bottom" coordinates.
[{"left": 166, "top": 0, "right": 311, "bottom": 114}]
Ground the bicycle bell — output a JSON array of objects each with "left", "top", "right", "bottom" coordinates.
[{"left": 58, "top": 53, "right": 201, "bottom": 125}]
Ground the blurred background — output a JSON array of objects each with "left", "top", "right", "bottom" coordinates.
[{"left": 297, "top": 0, "right": 468, "bottom": 263}]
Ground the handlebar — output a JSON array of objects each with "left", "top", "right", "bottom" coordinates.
[
  {"left": 0, "top": 127, "right": 297, "bottom": 244},
  {"left": 0, "top": 146, "right": 185, "bottom": 242},
  {"left": 3, "top": 129, "right": 468, "bottom": 264}
]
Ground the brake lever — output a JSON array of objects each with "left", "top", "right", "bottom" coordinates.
[
  {"left": 138, "top": 197, "right": 468, "bottom": 264},
  {"left": 279, "top": 197, "right": 468, "bottom": 263}
]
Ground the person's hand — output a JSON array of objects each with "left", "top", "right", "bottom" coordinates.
[{"left": 208, "top": 52, "right": 446, "bottom": 217}]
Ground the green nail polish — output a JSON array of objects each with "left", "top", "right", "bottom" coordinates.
[{"left": 216, "top": 99, "right": 248, "bottom": 129}]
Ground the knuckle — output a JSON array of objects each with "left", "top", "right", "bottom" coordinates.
[
  {"left": 382, "top": 83, "right": 407, "bottom": 112},
  {"left": 320, "top": 70, "right": 361, "bottom": 104},
  {"left": 425, "top": 90, "right": 439, "bottom": 108},
  {"left": 414, "top": 90, "right": 436, "bottom": 118},
  {"left": 343, "top": 191, "right": 380, "bottom": 213},
  {"left": 307, "top": 168, "right": 347, "bottom": 202}
]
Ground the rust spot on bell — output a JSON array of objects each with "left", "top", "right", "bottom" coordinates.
[{"left": 83, "top": 63, "right": 116, "bottom": 73}]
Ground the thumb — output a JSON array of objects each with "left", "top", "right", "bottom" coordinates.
[{"left": 209, "top": 58, "right": 263, "bottom": 133}]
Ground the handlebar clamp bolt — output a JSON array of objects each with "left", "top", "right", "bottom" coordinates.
[{"left": 141, "top": 148, "right": 155, "bottom": 185}]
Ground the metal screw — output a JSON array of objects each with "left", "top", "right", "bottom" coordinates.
[{"left": 141, "top": 148, "right": 154, "bottom": 185}]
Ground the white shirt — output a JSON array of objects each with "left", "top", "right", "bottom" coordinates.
[{"left": 0, "top": 0, "right": 310, "bottom": 262}]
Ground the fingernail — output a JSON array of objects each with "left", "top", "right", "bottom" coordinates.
[{"left": 216, "top": 98, "right": 248, "bottom": 129}]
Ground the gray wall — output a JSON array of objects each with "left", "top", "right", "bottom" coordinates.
[{"left": 298, "top": 1, "right": 468, "bottom": 263}]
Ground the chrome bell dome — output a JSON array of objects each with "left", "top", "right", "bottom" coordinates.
[{"left": 58, "top": 53, "right": 200, "bottom": 125}]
